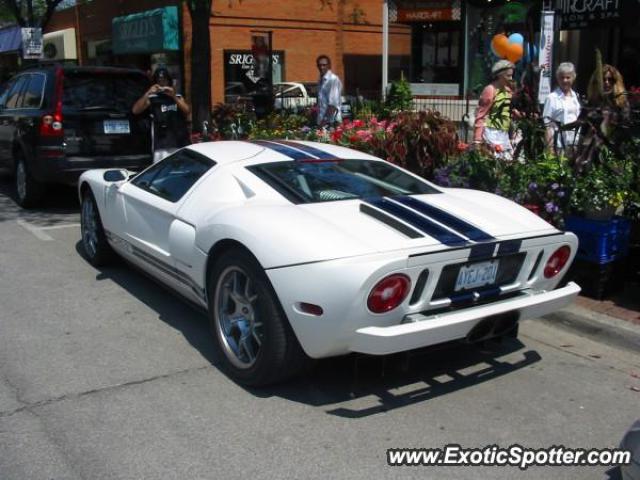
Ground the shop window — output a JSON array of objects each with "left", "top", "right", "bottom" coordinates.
[
  {"left": 223, "top": 50, "right": 284, "bottom": 103},
  {"left": 411, "top": 22, "right": 461, "bottom": 85}
]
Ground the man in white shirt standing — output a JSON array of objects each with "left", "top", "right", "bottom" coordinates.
[{"left": 316, "top": 55, "right": 342, "bottom": 127}]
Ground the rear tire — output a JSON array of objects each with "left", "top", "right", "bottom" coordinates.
[
  {"left": 15, "top": 155, "right": 44, "bottom": 209},
  {"left": 207, "top": 248, "right": 311, "bottom": 386},
  {"left": 80, "top": 189, "right": 114, "bottom": 267}
]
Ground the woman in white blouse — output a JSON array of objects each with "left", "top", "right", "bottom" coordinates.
[{"left": 543, "top": 62, "right": 581, "bottom": 152}]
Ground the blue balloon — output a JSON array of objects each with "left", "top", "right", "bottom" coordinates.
[{"left": 508, "top": 33, "right": 524, "bottom": 45}]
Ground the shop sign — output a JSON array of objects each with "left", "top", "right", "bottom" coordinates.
[
  {"left": 21, "top": 28, "right": 43, "bottom": 59},
  {"left": 410, "top": 83, "right": 459, "bottom": 96},
  {"left": 396, "top": 0, "right": 461, "bottom": 22},
  {"left": 112, "top": 7, "right": 179, "bottom": 55},
  {"left": 224, "top": 50, "right": 284, "bottom": 99},
  {"left": 538, "top": 11, "right": 555, "bottom": 104},
  {"left": 227, "top": 52, "right": 281, "bottom": 83},
  {"left": 556, "top": 0, "right": 622, "bottom": 29}
]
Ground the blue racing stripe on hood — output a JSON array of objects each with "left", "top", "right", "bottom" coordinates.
[
  {"left": 365, "top": 197, "right": 468, "bottom": 246},
  {"left": 395, "top": 195, "right": 495, "bottom": 242},
  {"left": 251, "top": 140, "right": 310, "bottom": 160},
  {"left": 272, "top": 140, "right": 338, "bottom": 160}
]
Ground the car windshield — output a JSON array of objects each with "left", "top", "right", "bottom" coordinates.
[
  {"left": 247, "top": 159, "right": 439, "bottom": 204},
  {"left": 63, "top": 72, "right": 148, "bottom": 111}
]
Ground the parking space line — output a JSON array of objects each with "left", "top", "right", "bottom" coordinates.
[
  {"left": 39, "top": 223, "right": 80, "bottom": 230},
  {"left": 16, "top": 219, "right": 54, "bottom": 241}
]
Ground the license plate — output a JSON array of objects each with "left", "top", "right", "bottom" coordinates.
[
  {"left": 454, "top": 259, "right": 499, "bottom": 291},
  {"left": 103, "top": 119, "right": 130, "bottom": 134}
]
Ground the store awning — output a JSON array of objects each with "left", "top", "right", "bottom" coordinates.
[
  {"left": 112, "top": 6, "right": 179, "bottom": 55},
  {"left": 0, "top": 26, "right": 22, "bottom": 54}
]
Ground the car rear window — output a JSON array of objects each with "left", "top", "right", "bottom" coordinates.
[
  {"left": 62, "top": 72, "right": 148, "bottom": 111},
  {"left": 247, "top": 159, "right": 439, "bottom": 204}
]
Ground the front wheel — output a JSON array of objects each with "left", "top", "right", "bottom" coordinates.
[
  {"left": 80, "top": 190, "right": 114, "bottom": 266},
  {"left": 208, "top": 248, "right": 310, "bottom": 386}
]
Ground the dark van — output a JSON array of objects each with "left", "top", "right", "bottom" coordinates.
[{"left": 0, "top": 65, "right": 152, "bottom": 207}]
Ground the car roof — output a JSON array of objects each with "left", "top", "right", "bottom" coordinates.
[
  {"left": 185, "top": 140, "right": 380, "bottom": 167},
  {"left": 19, "top": 63, "right": 147, "bottom": 77}
]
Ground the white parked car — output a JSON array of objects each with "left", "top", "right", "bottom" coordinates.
[
  {"left": 273, "top": 82, "right": 352, "bottom": 119},
  {"left": 79, "top": 140, "right": 580, "bottom": 385}
]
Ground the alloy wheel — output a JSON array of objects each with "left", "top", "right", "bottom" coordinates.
[
  {"left": 214, "top": 266, "right": 263, "bottom": 369},
  {"left": 81, "top": 196, "right": 98, "bottom": 258}
]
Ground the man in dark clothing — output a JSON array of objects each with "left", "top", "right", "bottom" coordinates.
[{"left": 132, "top": 67, "right": 191, "bottom": 163}]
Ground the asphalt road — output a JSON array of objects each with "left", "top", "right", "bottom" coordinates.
[{"left": 1, "top": 175, "right": 639, "bottom": 480}]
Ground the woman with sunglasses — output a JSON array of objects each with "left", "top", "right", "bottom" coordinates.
[{"left": 587, "top": 64, "right": 629, "bottom": 111}]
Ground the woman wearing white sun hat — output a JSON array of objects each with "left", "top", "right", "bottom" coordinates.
[{"left": 473, "top": 59, "right": 518, "bottom": 158}]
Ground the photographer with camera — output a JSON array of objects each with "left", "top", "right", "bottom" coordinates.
[{"left": 132, "top": 67, "right": 191, "bottom": 163}]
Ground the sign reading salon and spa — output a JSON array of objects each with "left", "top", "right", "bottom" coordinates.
[{"left": 556, "top": 0, "right": 625, "bottom": 29}]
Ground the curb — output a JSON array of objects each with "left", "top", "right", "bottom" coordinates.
[{"left": 540, "top": 304, "right": 640, "bottom": 354}]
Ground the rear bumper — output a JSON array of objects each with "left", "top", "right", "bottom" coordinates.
[
  {"left": 32, "top": 152, "right": 152, "bottom": 185},
  {"left": 350, "top": 282, "right": 581, "bottom": 355}
]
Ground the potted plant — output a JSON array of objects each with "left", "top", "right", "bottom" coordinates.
[{"left": 569, "top": 146, "right": 634, "bottom": 221}]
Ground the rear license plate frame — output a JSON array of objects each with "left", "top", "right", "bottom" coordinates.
[
  {"left": 103, "top": 119, "right": 130, "bottom": 134},
  {"left": 454, "top": 259, "right": 500, "bottom": 292}
]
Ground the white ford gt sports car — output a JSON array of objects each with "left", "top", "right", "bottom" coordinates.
[{"left": 78, "top": 140, "right": 580, "bottom": 386}]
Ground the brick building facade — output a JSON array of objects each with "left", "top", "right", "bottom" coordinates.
[{"left": 45, "top": 0, "right": 411, "bottom": 106}]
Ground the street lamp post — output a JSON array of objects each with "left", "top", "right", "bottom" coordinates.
[{"left": 382, "top": 0, "right": 389, "bottom": 101}]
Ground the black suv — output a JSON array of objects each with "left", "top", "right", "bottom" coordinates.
[{"left": 0, "top": 64, "right": 152, "bottom": 207}]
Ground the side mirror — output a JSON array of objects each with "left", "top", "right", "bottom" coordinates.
[{"left": 103, "top": 169, "right": 128, "bottom": 182}]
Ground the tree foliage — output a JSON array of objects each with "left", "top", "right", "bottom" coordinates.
[{"left": 0, "top": 0, "right": 66, "bottom": 28}]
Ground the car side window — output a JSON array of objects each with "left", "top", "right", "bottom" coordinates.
[
  {"left": 131, "top": 150, "right": 215, "bottom": 202},
  {"left": 22, "top": 74, "right": 45, "bottom": 108},
  {"left": 5, "top": 76, "right": 29, "bottom": 109},
  {"left": 0, "top": 78, "right": 16, "bottom": 107},
  {"left": 283, "top": 87, "right": 303, "bottom": 98}
]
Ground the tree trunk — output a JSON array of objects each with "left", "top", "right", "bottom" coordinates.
[{"left": 190, "top": 2, "right": 212, "bottom": 133}]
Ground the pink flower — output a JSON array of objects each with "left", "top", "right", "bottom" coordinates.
[
  {"left": 331, "top": 129, "right": 343, "bottom": 142},
  {"left": 352, "top": 119, "right": 365, "bottom": 128},
  {"left": 356, "top": 129, "right": 373, "bottom": 142}
]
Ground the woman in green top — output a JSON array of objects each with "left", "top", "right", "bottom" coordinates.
[{"left": 474, "top": 60, "right": 517, "bottom": 159}]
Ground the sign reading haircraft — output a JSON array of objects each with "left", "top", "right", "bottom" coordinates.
[
  {"left": 396, "top": 0, "right": 461, "bottom": 22},
  {"left": 555, "top": 0, "right": 622, "bottom": 29}
]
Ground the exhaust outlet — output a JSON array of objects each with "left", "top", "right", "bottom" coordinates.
[{"left": 466, "top": 312, "right": 520, "bottom": 343}]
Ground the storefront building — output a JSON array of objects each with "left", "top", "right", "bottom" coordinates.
[
  {"left": 45, "top": 0, "right": 181, "bottom": 76},
  {"left": 43, "top": 0, "right": 638, "bottom": 116},
  {"left": 387, "top": 0, "right": 539, "bottom": 97},
  {"left": 111, "top": 6, "right": 183, "bottom": 91},
  {"left": 0, "top": 26, "right": 23, "bottom": 82},
  {"left": 554, "top": 0, "right": 640, "bottom": 93},
  {"left": 181, "top": 0, "right": 411, "bottom": 104}
]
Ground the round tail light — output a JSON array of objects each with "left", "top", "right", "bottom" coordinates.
[
  {"left": 367, "top": 274, "right": 411, "bottom": 313},
  {"left": 544, "top": 246, "right": 571, "bottom": 278}
]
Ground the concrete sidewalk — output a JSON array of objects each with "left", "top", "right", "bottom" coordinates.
[{"left": 541, "top": 281, "right": 640, "bottom": 354}]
